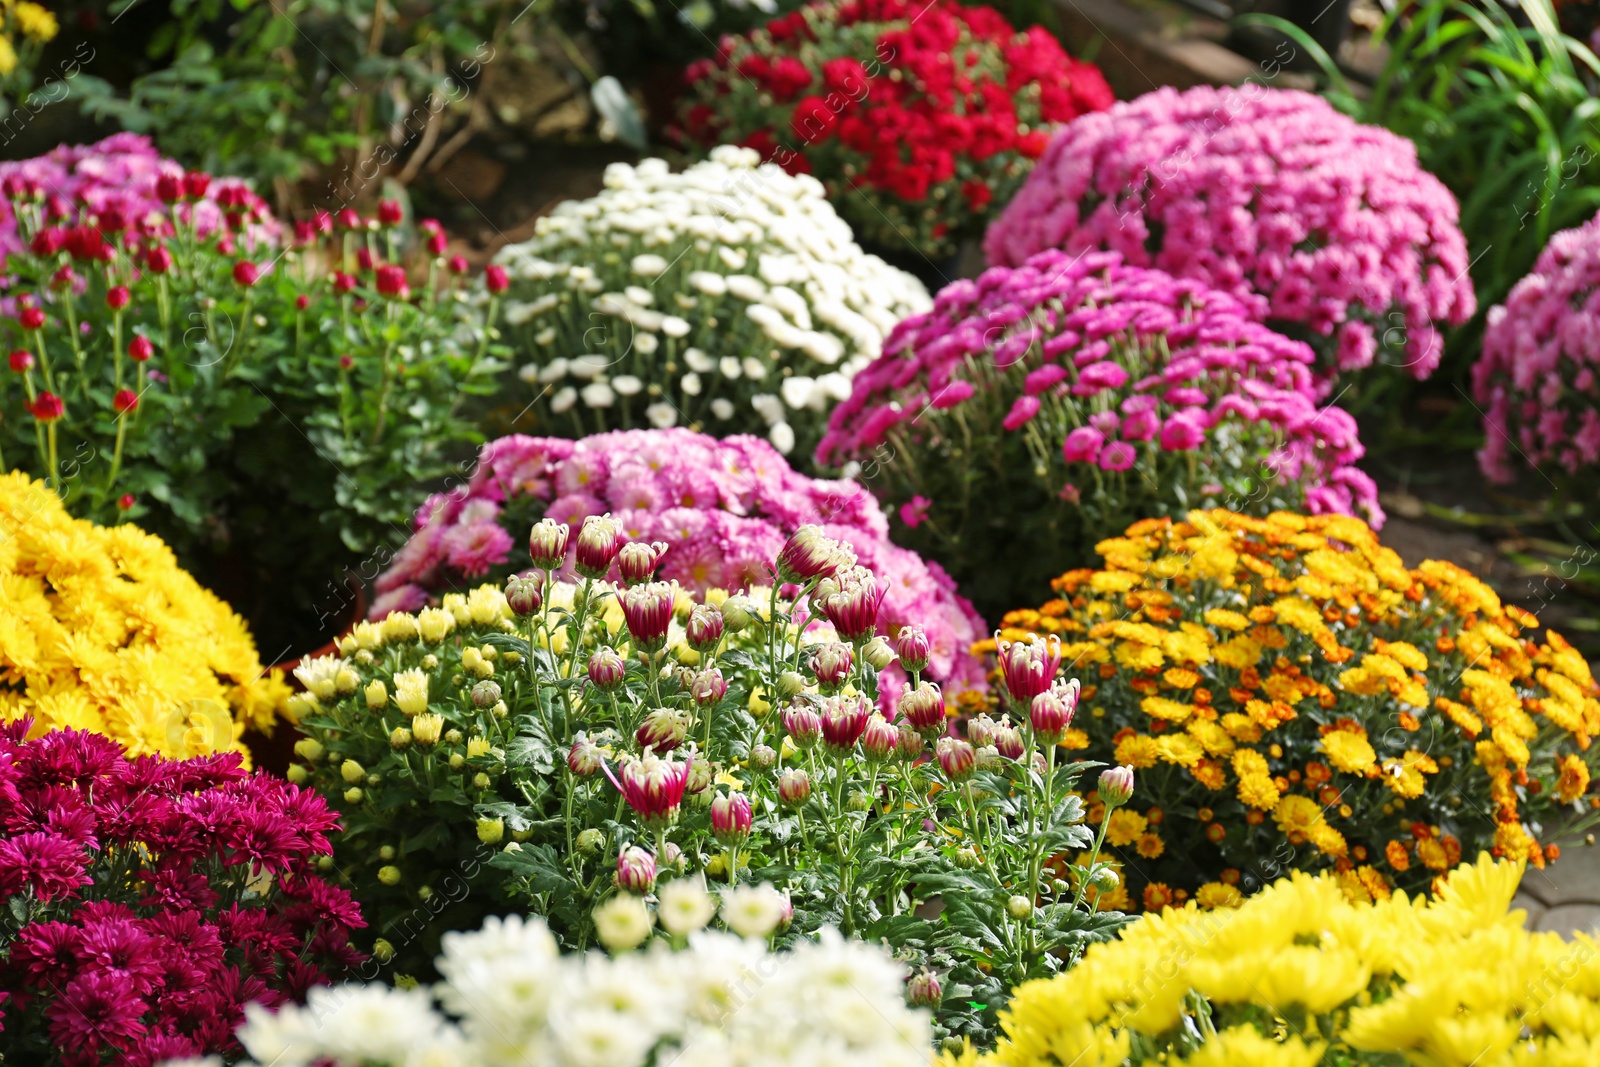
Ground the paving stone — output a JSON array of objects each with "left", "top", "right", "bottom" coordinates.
[
  {"left": 1511, "top": 891, "right": 1549, "bottom": 930},
  {"left": 1532, "top": 902, "right": 1600, "bottom": 937},
  {"left": 1520, "top": 843, "right": 1600, "bottom": 907}
]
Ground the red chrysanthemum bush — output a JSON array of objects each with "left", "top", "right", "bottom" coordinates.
[
  {"left": 674, "top": 0, "right": 1113, "bottom": 259},
  {"left": 0, "top": 723, "right": 364, "bottom": 1066}
]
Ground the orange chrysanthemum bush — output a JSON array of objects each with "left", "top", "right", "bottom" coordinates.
[{"left": 979, "top": 509, "right": 1600, "bottom": 910}]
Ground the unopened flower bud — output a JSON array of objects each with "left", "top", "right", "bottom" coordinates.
[
  {"left": 445, "top": 729, "right": 464, "bottom": 745},
  {"left": 898, "top": 681, "right": 945, "bottom": 735},
  {"left": 896, "top": 723, "right": 925, "bottom": 760},
  {"left": 505, "top": 575, "right": 542, "bottom": 616},
  {"left": 389, "top": 727, "right": 412, "bottom": 749},
  {"left": 293, "top": 738, "right": 324, "bottom": 762},
  {"left": 449, "top": 753, "right": 465, "bottom": 769},
  {"left": 967, "top": 714, "right": 999, "bottom": 749},
  {"left": 588, "top": 647, "right": 626, "bottom": 691},
  {"left": 471, "top": 680, "right": 502, "bottom": 707},
  {"left": 574, "top": 513, "right": 623, "bottom": 580},
  {"left": 783, "top": 704, "right": 822, "bottom": 749},
  {"left": 685, "top": 755, "right": 713, "bottom": 796},
  {"left": 344, "top": 787, "right": 363, "bottom": 803},
  {"left": 659, "top": 840, "right": 685, "bottom": 872},
  {"left": 894, "top": 625, "right": 932, "bottom": 673},
  {"left": 617, "top": 539, "right": 669, "bottom": 585},
  {"left": 285, "top": 765, "right": 307, "bottom": 784},
  {"left": 720, "top": 597, "right": 754, "bottom": 632},
  {"left": 751, "top": 743, "right": 777, "bottom": 769},
  {"left": 685, "top": 604, "right": 724, "bottom": 651},
  {"left": 569, "top": 736, "right": 604, "bottom": 776},
  {"left": 1092, "top": 866, "right": 1121, "bottom": 892},
  {"left": 861, "top": 635, "right": 895, "bottom": 671},
  {"left": 1099, "top": 765, "right": 1135, "bottom": 808},
  {"left": 412, "top": 713, "right": 444, "bottom": 747},
  {"left": 616, "top": 845, "right": 657, "bottom": 894},
  {"left": 636, "top": 707, "right": 690, "bottom": 753},
  {"left": 776, "top": 524, "right": 853, "bottom": 585},
  {"left": 335, "top": 667, "right": 360, "bottom": 694},
  {"left": 777, "top": 670, "right": 808, "bottom": 699},
  {"left": 861, "top": 715, "right": 898, "bottom": 763},
  {"left": 577, "top": 827, "right": 605, "bottom": 855},
  {"left": 528, "top": 518, "right": 570, "bottom": 570},
  {"left": 476, "top": 817, "right": 505, "bottom": 844},
  {"left": 377, "top": 865, "right": 402, "bottom": 886},
  {"left": 811, "top": 643, "right": 853, "bottom": 689},
  {"left": 994, "top": 720, "right": 1025, "bottom": 761},
  {"left": 472, "top": 772, "right": 491, "bottom": 790},
  {"left": 340, "top": 759, "right": 366, "bottom": 784},
  {"left": 847, "top": 791, "right": 873, "bottom": 812},
  {"left": 710, "top": 792, "right": 752, "bottom": 846},
  {"left": 954, "top": 846, "right": 980, "bottom": 869},
  {"left": 1030, "top": 679, "right": 1079, "bottom": 744},
  {"left": 1007, "top": 894, "right": 1032, "bottom": 920},
  {"left": 691, "top": 667, "right": 727, "bottom": 707},
  {"left": 777, "top": 767, "right": 811, "bottom": 806},
  {"left": 372, "top": 938, "right": 395, "bottom": 963},
  {"left": 620, "top": 582, "right": 675, "bottom": 651},
  {"left": 937, "top": 737, "right": 976, "bottom": 782},
  {"left": 907, "top": 970, "right": 942, "bottom": 1009}
]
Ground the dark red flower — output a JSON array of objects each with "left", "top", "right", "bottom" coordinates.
[
  {"left": 791, "top": 96, "right": 839, "bottom": 143},
  {"left": 112, "top": 389, "right": 138, "bottom": 415},
  {"left": 377, "top": 199, "right": 403, "bottom": 225},
  {"left": 154, "top": 174, "right": 183, "bottom": 203},
  {"left": 145, "top": 246, "right": 173, "bottom": 274},
  {"left": 182, "top": 172, "right": 210, "bottom": 199},
  {"left": 105, "top": 285, "right": 130, "bottom": 311},
  {"left": 484, "top": 264, "right": 509, "bottom": 293},
  {"left": 28, "top": 392, "right": 63, "bottom": 421},
  {"left": 9, "top": 349, "right": 34, "bottom": 372},
  {"left": 375, "top": 265, "right": 410, "bottom": 299},
  {"left": 128, "top": 335, "right": 154, "bottom": 362},
  {"left": 232, "top": 261, "right": 260, "bottom": 287}
]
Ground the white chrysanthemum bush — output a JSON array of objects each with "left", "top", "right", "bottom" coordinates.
[
  {"left": 493, "top": 146, "right": 931, "bottom": 457},
  {"left": 234, "top": 912, "right": 934, "bottom": 1067}
]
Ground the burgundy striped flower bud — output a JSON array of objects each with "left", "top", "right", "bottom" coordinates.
[
  {"left": 617, "top": 539, "right": 669, "bottom": 586},
  {"left": 819, "top": 694, "right": 870, "bottom": 756},
  {"left": 811, "top": 642, "right": 853, "bottom": 689},
  {"left": 588, "top": 647, "right": 626, "bottom": 691},
  {"left": 615, "top": 845, "right": 656, "bottom": 894},
  {"left": 685, "top": 604, "right": 724, "bottom": 651},
  {"left": 861, "top": 714, "right": 898, "bottom": 763},
  {"left": 574, "top": 513, "right": 623, "bottom": 580},
  {"left": 621, "top": 581, "right": 676, "bottom": 651},
  {"left": 1099, "top": 765, "right": 1135, "bottom": 808},
  {"left": 896, "top": 722, "right": 924, "bottom": 760},
  {"left": 528, "top": 518, "right": 570, "bottom": 570},
  {"left": 937, "top": 737, "right": 976, "bottom": 782},
  {"left": 907, "top": 970, "right": 942, "bottom": 1009},
  {"left": 1029, "top": 678, "right": 1079, "bottom": 745},
  {"left": 783, "top": 704, "right": 822, "bottom": 749},
  {"left": 636, "top": 707, "right": 690, "bottom": 753},
  {"left": 710, "top": 792, "right": 752, "bottom": 846},
  {"left": 568, "top": 736, "right": 603, "bottom": 777},
  {"left": 897, "top": 681, "right": 946, "bottom": 736},
  {"left": 690, "top": 667, "right": 727, "bottom": 707},
  {"left": 505, "top": 574, "right": 542, "bottom": 617},
  {"left": 777, "top": 768, "right": 811, "bottom": 806},
  {"left": 816, "top": 566, "right": 885, "bottom": 642},
  {"left": 967, "top": 714, "right": 999, "bottom": 749},
  {"left": 894, "top": 625, "right": 931, "bottom": 673},
  {"left": 775, "top": 524, "right": 854, "bottom": 585},
  {"left": 995, "top": 633, "right": 1062, "bottom": 707},
  {"left": 993, "top": 719, "right": 1025, "bottom": 761},
  {"left": 610, "top": 750, "right": 691, "bottom": 829}
]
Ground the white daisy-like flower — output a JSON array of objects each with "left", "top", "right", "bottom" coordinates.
[
  {"left": 719, "top": 883, "right": 789, "bottom": 939},
  {"left": 769, "top": 422, "right": 795, "bottom": 455},
  {"left": 581, "top": 383, "right": 616, "bottom": 408},
  {"left": 710, "top": 398, "right": 735, "bottom": 420},
  {"left": 646, "top": 402, "right": 678, "bottom": 428},
  {"left": 533, "top": 327, "right": 556, "bottom": 346},
  {"left": 592, "top": 894, "right": 653, "bottom": 951},
  {"left": 661, "top": 315, "right": 690, "bottom": 338},
  {"left": 568, "top": 354, "right": 611, "bottom": 380},
  {"left": 725, "top": 274, "right": 766, "bottom": 302},
  {"left": 634, "top": 332, "right": 660, "bottom": 356},
  {"left": 684, "top": 347, "right": 714, "bottom": 373},
  {"left": 743, "top": 357, "right": 768, "bottom": 380},
  {"left": 780, "top": 375, "right": 815, "bottom": 411},
  {"left": 719, "top": 356, "right": 742, "bottom": 379},
  {"left": 613, "top": 375, "right": 643, "bottom": 396},
  {"left": 624, "top": 284, "right": 655, "bottom": 306},
  {"left": 687, "top": 270, "right": 728, "bottom": 296},
  {"left": 657, "top": 877, "right": 717, "bottom": 936},
  {"left": 551, "top": 387, "right": 578, "bottom": 414}
]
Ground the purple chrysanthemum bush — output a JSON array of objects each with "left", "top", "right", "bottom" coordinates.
[
  {"left": 1474, "top": 210, "right": 1600, "bottom": 515},
  {"left": 817, "top": 248, "right": 1380, "bottom": 619},
  {"left": 984, "top": 86, "right": 1476, "bottom": 391},
  {"left": 373, "top": 427, "right": 987, "bottom": 699}
]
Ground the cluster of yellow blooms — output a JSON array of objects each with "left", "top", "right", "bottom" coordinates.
[
  {"left": 0, "top": 472, "right": 287, "bottom": 760},
  {"left": 0, "top": 0, "right": 56, "bottom": 78},
  {"left": 980, "top": 509, "right": 1600, "bottom": 907},
  {"left": 946, "top": 852, "right": 1600, "bottom": 1067}
]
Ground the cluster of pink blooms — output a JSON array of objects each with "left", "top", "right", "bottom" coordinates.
[
  {"left": 818, "top": 249, "right": 1384, "bottom": 524},
  {"left": 372, "top": 428, "right": 987, "bottom": 697},
  {"left": 0, "top": 723, "right": 363, "bottom": 1066},
  {"left": 1474, "top": 210, "right": 1600, "bottom": 486},
  {"left": 0, "top": 133, "right": 279, "bottom": 261},
  {"left": 984, "top": 86, "right": 1476, "bottom": 388}
]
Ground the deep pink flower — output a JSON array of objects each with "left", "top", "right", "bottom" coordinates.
[
  {"left": 1061, "top": 426, "right": 1103, "bottom": 464},
  {"left": 899, "top": 494, "right": 933, "bottom": 528},
  {"left": 995, "top": 633, "right": 1060, "bottom": 706},
  {"left": 1158, "top": 410, "right": 1207, "bottom": 451},
  {"left": 607, "top": 751, "right": 692, "bottom": 828}
]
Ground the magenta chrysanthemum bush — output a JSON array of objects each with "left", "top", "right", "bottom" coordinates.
[
  {"left": 816, "top": 249, "right": 1381, "bottom": 619},
  {"left": 1474, "top": 211, "right": 1600, "bottom": 505},
  {"left": 0, "top": 723, "right": 364, "bottom": 1065},
  {"left": 984, "top": 86, "right": 1476, "bottom": 390},
  {"left": 372, "top": 428, "right": 987, "bottom": 698},
  {"left": 0, "top": 132, "right": 278, "bottom": 260}
]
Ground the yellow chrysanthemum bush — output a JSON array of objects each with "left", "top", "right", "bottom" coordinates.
[
  {"left": 945, "top": 853, "right": 1600, "bottom": 1067},
  {"left": 979, "top": 508, "right": 1600, "bottom": 909},
  {"left": 0, "top": 471, "right": 288, "bottom": 758}
]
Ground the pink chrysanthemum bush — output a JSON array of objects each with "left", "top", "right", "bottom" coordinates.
[
  {"left": 1474, "top": 210, "right": 1600, "bottom": 516},
  {"left": 817, "top": 249, "right": 1381, "bottom": 619},
  {"left": 0, "top": 723, "right": 365, "bottom": 1065},
  {"left": 372, "top": 428, "right": 987, "bottom": 698},
  {"left": 984, "top": 86, "right": 1476, "bottom": 390}
]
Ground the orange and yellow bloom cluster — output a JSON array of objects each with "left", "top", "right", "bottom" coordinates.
[
  {"left": 980, "top": 509, "right": 1600, "bottom": 906},
  {"left": 0, "top": 471, "right": 287, "bottom": 759}
]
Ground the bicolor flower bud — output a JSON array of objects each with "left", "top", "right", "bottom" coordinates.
[
  {"left": 710, "top": 792, "right": 752, "bottom": 846},
  {"left": 528, "top": 518, "right": 570, "bottom": 570},
  {"left": 690, "top": 667, "right": 727, "bottom": 707},
  {"left": 615, "top": 845, "right": 657, "bottom": 894},
  {"left": 1030, "top": 678, "right": 1079, "bottom": 745},
  {"left": 505, "top": 574, "right": 542, "bottom": 616},
  {"left": 574, "top": 513, "right": 623, "bottom": 580},
  {"left": 937, "top": 737, "right": 976, "bottom": 782},
  {"left": 811, "top": 642, "right": 853, "bottom": 688},
  {"left": 898, "top": 681, "right": 945, "bottom": 735},
  {"left": 861, "top": 635, "right": 895, "bottom": 671},
  {"left": 617, "top": 539, "right": 669, "bottom": 586},
  {"left": 685, "top": 604, "right": 724, "bottom": 651},
  {"left": 777, "top": 767, "right": 811, "bottom": 806},
  {"left": 588, "top": 647, "right": 626, "bottom": 691},
  {"left": 861, "top": 715, "right": 898, "bottom": 763},
  {"left": 783, "top": 704, "right": 822, "bottom": 749},
  {"left": 1099, "top": 765, "right": 1135, "bottom": 807},
  {"left": 568, "top": 736, "right": 603, "bottom": 776}
]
